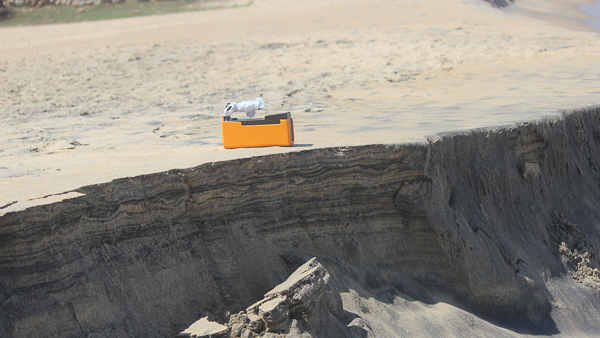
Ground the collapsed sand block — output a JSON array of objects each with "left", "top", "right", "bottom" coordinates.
[
  {"left": 181, "top": 258, "right": 374, "bottom": 338},
  {"left": 179, "top": 317, "right": 229, "bottom": 338}
]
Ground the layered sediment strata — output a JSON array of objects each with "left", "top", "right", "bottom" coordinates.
[{"left": 1, "top": 106, "right": 600, "bottom": 337}]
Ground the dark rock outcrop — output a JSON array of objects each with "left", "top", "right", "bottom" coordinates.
[{"left": 1, "top": 106, "right": 600, "bottom": 337}]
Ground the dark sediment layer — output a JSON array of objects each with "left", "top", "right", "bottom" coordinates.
[
  {"left": 1, "top": 106, "right": 600, "bottom": 337},
  {"left": 485, "top": 0, "right": 514, "bottom": 8}
]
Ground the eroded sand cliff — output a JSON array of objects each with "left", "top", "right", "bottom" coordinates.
[
  {"left": 2, "top": 0, "right": 600, "bottom": 335},
  {"left": 1, "top": 106, "right": 600, "bottom": 337}
]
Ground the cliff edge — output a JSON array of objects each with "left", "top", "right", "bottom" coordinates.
[{"left": 1, "top": 106, "right": 600, "bottom": 337}]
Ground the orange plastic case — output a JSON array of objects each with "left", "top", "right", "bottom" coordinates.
[{"left": 221, "top": 112, "right": 294, "bottom": 149}]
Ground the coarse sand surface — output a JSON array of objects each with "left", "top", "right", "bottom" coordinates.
[{"left": 1, "top": 0, "right": 599, "bottom": 214}]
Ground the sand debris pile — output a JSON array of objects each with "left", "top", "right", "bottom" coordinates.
[{"left": 551, "top": 212, "right": 600, "bottom": 291}]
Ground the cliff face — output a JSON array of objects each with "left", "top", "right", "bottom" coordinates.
[{"left": 1, "top": 106, "right": 600, "bottom": 337}]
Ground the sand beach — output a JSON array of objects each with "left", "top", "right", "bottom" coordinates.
[{"left": 1, "top": 0, "right": 599, "bottom": 214}]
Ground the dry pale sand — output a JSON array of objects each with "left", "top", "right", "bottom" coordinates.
[{"left": 1, "top": 0, "right": 599, "bottom": 214}]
